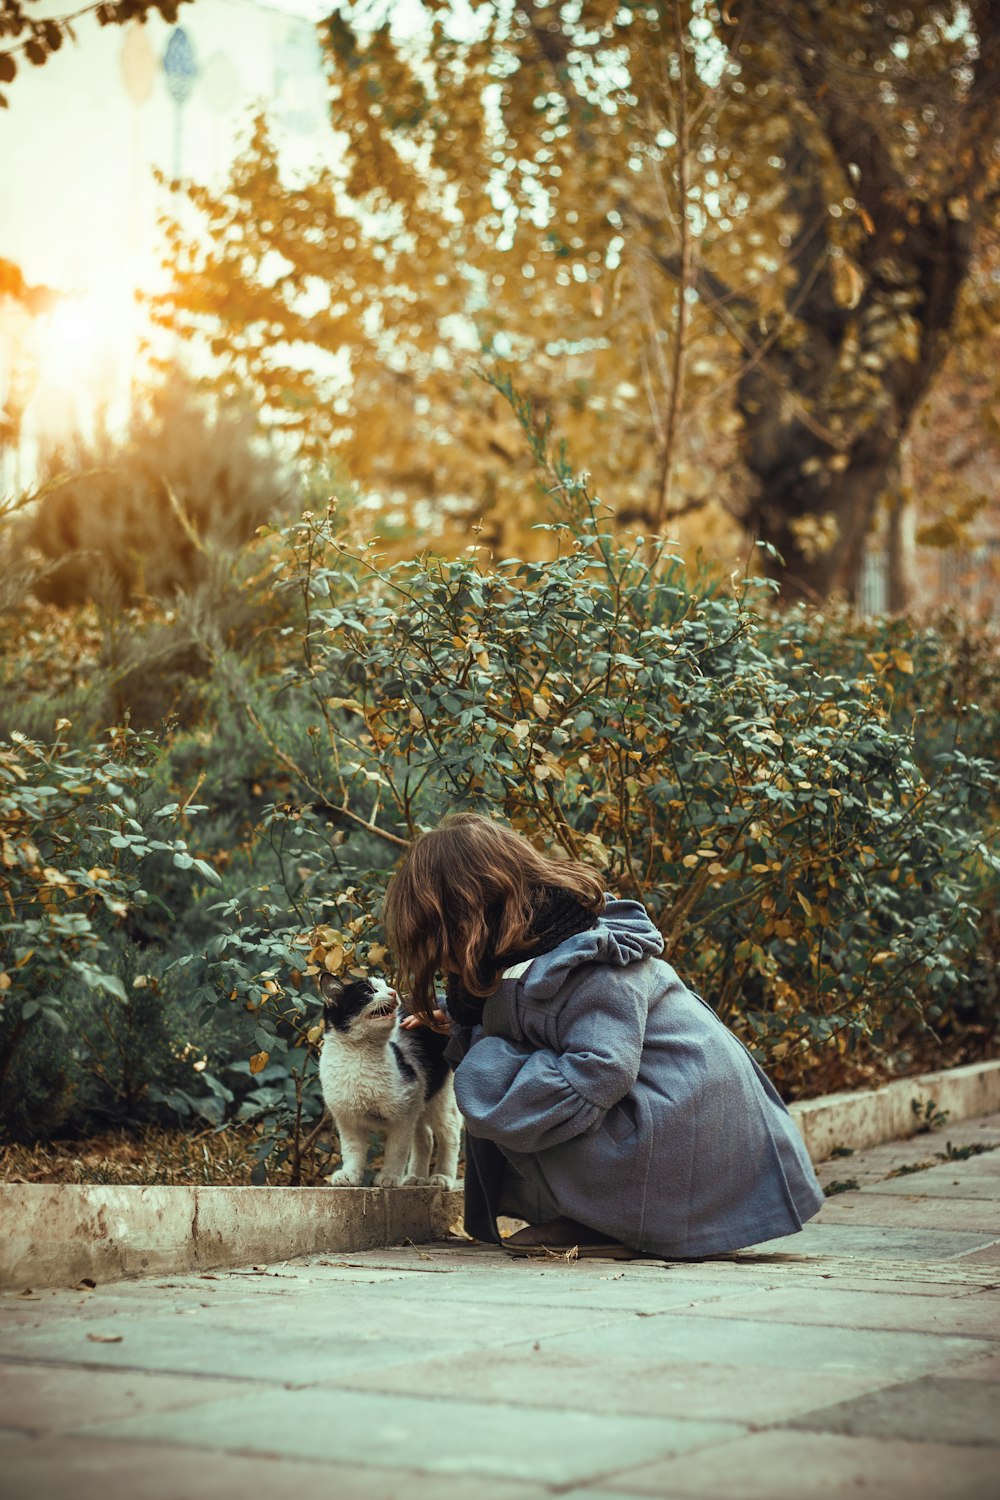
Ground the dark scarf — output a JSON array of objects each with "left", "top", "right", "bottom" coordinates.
[{"left": 445, "top": 884, "right": 599, "bottom": 1026}]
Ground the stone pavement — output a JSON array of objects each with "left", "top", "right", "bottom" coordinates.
[{"left": 1, "top": 1114, "right": 998, "bottom": 1500}]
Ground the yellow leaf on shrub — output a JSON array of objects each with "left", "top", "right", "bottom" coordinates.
[
  {"left": 532, "top": 694, "right": 550, "bottom": 720},
  {"left": 512, "top": 720, "right": 531, "bottom": 742},
  {"left": 796, "top": 892, "right": 812, "bottom": 916},
  {"left": 682, "top": 854, "right": 699, "bottom": 868},
  {"left": 307, "top": 1023, "right": 324, "bottom": 1044},
  {"left": 367, "top": 943, "right": 387, "bottom": 965},
  {"left": 324, "top": 945, "right": 345, "bottom": 973},
  {"left": 0, "top": 972, "right": 10, "bottom": 991},
  {"left": 248, "top": 1051, "right": 269, "bottom": 1074},
  {"left": 891, "top": 650, "right": 914, "bottom": 674}
]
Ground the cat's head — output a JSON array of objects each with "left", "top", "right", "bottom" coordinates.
[{"left": 319, "top": 972, "right": 399, "bottom": 1038}]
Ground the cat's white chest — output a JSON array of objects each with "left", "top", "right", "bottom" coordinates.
[{"left": 319, "top": 1033, "right": 416, "bottom": 1125}]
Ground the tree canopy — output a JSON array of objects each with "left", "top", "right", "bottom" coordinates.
[{"left": 156, "top": 0, "right": 1000, "bottom": 599}]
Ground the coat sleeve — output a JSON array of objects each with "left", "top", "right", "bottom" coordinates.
[{"left": 452, "top": 973, "right": 646, "bottom": 1154}]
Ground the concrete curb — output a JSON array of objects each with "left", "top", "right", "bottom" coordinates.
[
  {"left": 0, "top": 1184, "right": 463, "bottom": 1292},
  {"left": 3, "top": 1060, "right": 996, "bottom": 1291},
  {"left": 788, "top": 1058, "right": 1000, "bottom": 1163}
]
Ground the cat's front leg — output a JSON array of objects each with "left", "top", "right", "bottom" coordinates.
[
  {"left": 427, "top": 1088, "right": 462, "bottom": 1190},
  {"left": 406, "top": 1122, "right": 434, "bottom": 1185},
  {"left": 375, "top": 1121, "right": 417, "bottom": 1186},
  {"left": 328, "top": 1118, "right": 369, "bottom": 1186}
]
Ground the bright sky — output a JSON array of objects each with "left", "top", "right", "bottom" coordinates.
[{"left": 0, "top": 0, "right": 336, "bottom": 485}]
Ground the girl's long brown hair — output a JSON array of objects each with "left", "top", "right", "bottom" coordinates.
[{"left": 382, "top": 813, "right": 605, "bottom": 1021}]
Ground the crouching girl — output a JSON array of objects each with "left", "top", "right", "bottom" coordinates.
[{"left": 384, "top": 812, "right": 824, "bottom": 1258}]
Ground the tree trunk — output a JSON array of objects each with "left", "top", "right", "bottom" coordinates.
[
  {"left": 711, "top": 5, "right": 997, "bottom": 603},
  {"left": 885, "top": 477, "right": 915, "bottom": 616},
  {"left": 736, "top": 184, "right": 971, "bottom": 602}
]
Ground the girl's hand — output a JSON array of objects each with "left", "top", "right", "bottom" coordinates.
[{"left": 400, "top": 1007, "right": 451, "bottom": 1035}]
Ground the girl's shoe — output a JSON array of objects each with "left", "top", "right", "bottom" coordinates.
[{"left": 502, "top": 1216, "right": 645, "bottom": 1260}]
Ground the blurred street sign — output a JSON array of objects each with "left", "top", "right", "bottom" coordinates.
[
  {"left": 120, "top": 22, "right": 156, "bottom": 106},
  {"left": 163, "top": 26, "right": 198, "bottom": 106}
]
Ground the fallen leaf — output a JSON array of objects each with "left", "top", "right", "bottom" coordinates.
[
  {"left": 74, "top": 1278, "right": 97, "bottom": 1292},
  {"left": 86, "top": 1333, "right": 123, "bottom": 1343},
  {"left": 17, "top": 1288, "right": 41, "bottom": 1300}
]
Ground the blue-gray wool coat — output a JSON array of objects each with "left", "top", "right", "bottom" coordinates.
[{"left": 451, "top": 899, "right": 824, "bottom": 1257}]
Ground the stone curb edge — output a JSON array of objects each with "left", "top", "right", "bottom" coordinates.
[
  {"left": 0, "top": 1184, "right": 464, "bottom": 1292},
  {"left": 788, "top": 1058, "right": 1000, "bottom": 1163},
  {"left": 2, "top": 1059, "right": 996, "bottom": 1291}
]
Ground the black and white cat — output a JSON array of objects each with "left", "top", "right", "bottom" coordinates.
[{"left": 318, "top": 973, "right": 461, "bottom": 1189}]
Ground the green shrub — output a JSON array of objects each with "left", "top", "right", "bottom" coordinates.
[
  {"left": 197, "top": 501, "right": 997, "bottom": 1132},
  {"left": 0, "top": 725, "right": 224, "bottom": 1139}
]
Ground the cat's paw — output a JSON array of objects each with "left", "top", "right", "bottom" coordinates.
[
  {"left": 405, "top": 1173, "right": 430, "bottom": 1187},
  {"left": 428, "top": 1173, "right": 459, "bottom": 1190},
  {"left": 327, "top": 1169, "right": 364, "bottom": 1187},
  {"left": 374, "top": 1170, "right": 406, "bottom": 1187}
]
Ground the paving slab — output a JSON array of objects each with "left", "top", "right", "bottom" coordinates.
[
  {"left": 755, "top": 1221, "right": 997, "bottom": 1259},
  {"left": 865, "top": 1173, "right": 1000, "bottom": 1200},
  {"left": 955, "top": 1242, "right": 1000, "bottom": 1266},
  {"left": 0, "top": 1439, "right": 550, "bottom": 1500},
  {"left": 817, "top": 1193, "right": 1000, "bottom": 1233},
  {"left": 0, "top": 1363, "right": 256, "bottom": 1436},
  {"left": 575, "top": 1430, "right": 1000, "bottom": 1500},
  {"left": 1, "top": 1111, "right": 999, "bottom": 1500},
  {"left": 939, "top": 1351, "right": 1000, "bottom": 1380},
  {"left": 541, "top": 1308, "right": 994, "bottom": 1377},
  {"left": 343, "top": 1347, "right": 899, "bottom": 1426},
  {"left": 676, "top": 1284, "right": 1000, "bottom": 1338},
  {"left": 785, "top": 1373, "right": 1000, "bottom": 1446},
  {"left": 63, "top": 1386, "right": 744, "bottom": 1487},
  {"left": 0, "top": 1285, "right": 614, "bottom": 1386}
]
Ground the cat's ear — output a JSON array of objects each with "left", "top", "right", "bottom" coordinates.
[{"left": 319, "top": 973, "right": 345, "bottom": 1008}]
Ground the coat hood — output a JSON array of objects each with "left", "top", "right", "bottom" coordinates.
[{"left": 514, "top": 897, "right": 664, "bottom": 1001}]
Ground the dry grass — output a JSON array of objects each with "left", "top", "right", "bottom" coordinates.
[{"left": 0, "top": 1125, "right": 335, "bottom": 1187}]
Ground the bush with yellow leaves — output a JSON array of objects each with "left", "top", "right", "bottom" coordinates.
[{"left": 198, "top": 492, "right": 997, "bottom": 1184}]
